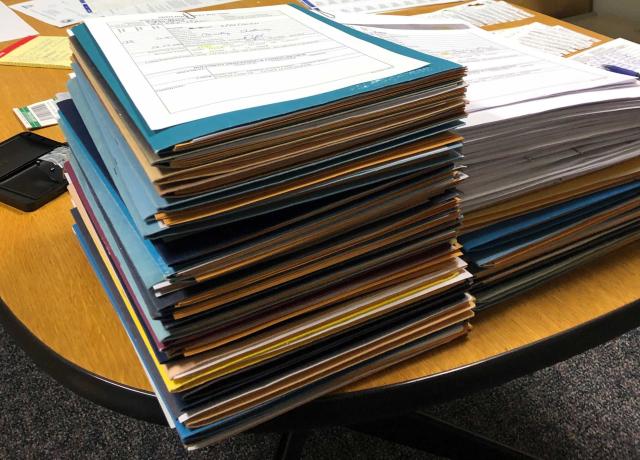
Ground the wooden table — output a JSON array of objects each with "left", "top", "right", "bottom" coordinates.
[{"left": 1, "top": 1, "right": 638, "bottom": 456}]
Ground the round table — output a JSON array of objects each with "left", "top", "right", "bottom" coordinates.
[
  {"left": 1, "top": 0, "right": 639, "bottom": 456},
  {"left": 2, "top": 192, "right": 639, "bottom": 432}
]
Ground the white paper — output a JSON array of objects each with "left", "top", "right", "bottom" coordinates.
[
  {"left": 462, "top": 142, "right": 640, "bottom": 211},
  {"left": 418, "top": 0, "right": 532, "bottom": 27},
  {"left": 10, "top": 0, "right": 236, "bottom": 28},
  {"left": 459, "top": 83, "right": 640, "bottom": 210},
  {"left": 85, "top": 6, "right": 427, "bottom": 130},
  {"left": 84, "top": 0, "right": 236, "bottom": 16},
  {"left": 303, "top": 0, "right": 453, "bottom": 16},
  {"left": 465, "top": 84, "right": 640, "bottom": 126},
  {"left": 0, "top": 2, "right": 38, "bottom": 42},
  {"left": 571, "top": 38, "right": 640, "bottom": 72},
  {"left": 493, "top": 22, "right": 599, "bottom": 57},
  {"left": 10, "top": 0, "right": 90, "bottom": 28},
  {"left": 335, "top": 15, "right": 635, "bottom": 112}
]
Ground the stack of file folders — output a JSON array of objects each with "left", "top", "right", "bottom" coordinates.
[
  {"left": 459, "top": 72, "right": 640, "bottom": 310},
  {"left": 58, "top": 5, "right": 473, "bottom": 448},
  {"left": 306, "top": 14, "right": 640, "bottom": 311}
]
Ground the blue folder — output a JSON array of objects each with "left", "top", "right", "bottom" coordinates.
[
  {"left": 67, "top": 161, "right": 173, "bottom": 344},
  {"left": 71, "top": 4, "right": 463, "bottom": 153},
  {"left": 60, "top": 111, "right": 173, "bottom": 289}
]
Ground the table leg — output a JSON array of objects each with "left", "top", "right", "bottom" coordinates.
[
  {"left": 349, "top": 412, "right": 536, "bottom": 459},
  {"left": 274, "top": 430, "right": 308, "bottom": 460}
]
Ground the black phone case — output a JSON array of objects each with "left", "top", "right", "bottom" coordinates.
[{"left": 0, "top": 132, "right": 67, "bottom": 212}]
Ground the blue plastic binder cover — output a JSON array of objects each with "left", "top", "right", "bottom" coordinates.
[
  {"left": 461, "top": 180, "right": 640, "bottom": 251},
  {"left": 71, "top": 4, "right": 463, "bottom": 153},
  {"left": 69, "top": 166, "right": 174, "bottom": 349},
  {"left": 60, "top": 112, "right": 173, "bottom": 288},
  {"left": 62, "top": 119, "right": 170, "bottom": 288},
  {"left": 56, "top": 99, "right": 111, "bottom": 184},
  {"left": 70, "top": 63, "right": 465, "bottom": 234},
  {"left": 72, "top": 204, "right": 171, "bottom": 349},
  {"left": 60, "top": 96, "right": 186, "bottom": 314}
]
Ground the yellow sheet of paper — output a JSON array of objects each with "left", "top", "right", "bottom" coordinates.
[{"left": 0, "top": 36, "right": 71, "bottom": 69}]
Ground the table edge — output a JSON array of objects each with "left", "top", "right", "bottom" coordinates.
[
  {"left": 0, "top": 297, "right": 165, "bottom": 425},
  {"left": 2, "top": 295, "right": 638, "bottom": 430}
]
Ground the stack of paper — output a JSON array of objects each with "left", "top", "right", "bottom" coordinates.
[
  {"left": 334, "top": 15, "right": 640, "bottom": 310},
  {"left": 460, "top": 89, "right": 640, "bottom": 214},
  {"left": 460, "top": 90, "right": 640, "bottom": 308},
  {"left": 301, "top": 0, "right": 453, "bottom": 17},
  {"left": 444, "top": 36, "right": 640, "bottom": 308},
  {"left": 59, "top": 5, "right": 473, "bottom": 448}
]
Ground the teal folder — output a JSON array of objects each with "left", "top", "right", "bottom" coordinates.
[{"left": 71, "top": 4, "right": 463, "bottom": 153}]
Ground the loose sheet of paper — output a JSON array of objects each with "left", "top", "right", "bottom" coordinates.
[
  {"left": 10, "top": 0, "right": 89, "bottom": 28},
  {"left": 418, "top": 0, "right": 532, "bottom": 27},
  {"left": 0, "top": 2, "right": 38, "bottom": 42},
  {"left": 570, "top": 38, "right": 640, "bottom": 72},
  {"left": 10, "top": 0, "right": 236, "bottom": 27},
  {"left": 302, "top": 0, "right": 454, "bottom": 16},
  {"left": 85, "top": 6, "right": 427, "bottom": 130},
  {"left": 84, "top": 0, "right": 237, "bottom": 16},
  {"left": 335, "top": 15, "right": 634, "bottom": 112},
  {"left": 0, "top": 35, "right": 71, "bottom": 69},
  {"left": 493, "top": 22, "right": 599, "bottom": 57}
]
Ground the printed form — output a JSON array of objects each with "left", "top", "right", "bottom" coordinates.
[
  {"left": 335, "top": 15, "right": 634, "bottom": 112},
  {"left": 301, "top": 0, "right": 453, "bottom": 16},
  {"left": 571, "top": 38, "right": 640, "bottom": 72},
  {"left": 10, "top": 0, "right": 237, "bottom": 27},
  {"left": 419, "top": 0, "right": 532, "bottom": 27},
  {"left": 493, "top": 22, "right": 599, "bottom": 57},
  {"left": 84, "top": 6, "right": 426, "bottom": 130}
]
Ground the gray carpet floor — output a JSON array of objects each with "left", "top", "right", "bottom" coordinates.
[{"left": 0, "top": 321, "right": 638, "bottom": 459}]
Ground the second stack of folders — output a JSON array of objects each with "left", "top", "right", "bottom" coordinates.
[
  {"left": 58, "top": 5, "right": 474, "bottom": 448},
  {"left": 333, "top": 13, "right": 640, "bottom": 311},
  {"left": 457, "top": 29, "right": 640, "bottom": 309}
]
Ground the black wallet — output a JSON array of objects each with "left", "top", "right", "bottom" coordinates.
[{"left": 0, "top": 132, "right": 68, "bottom": 212}]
